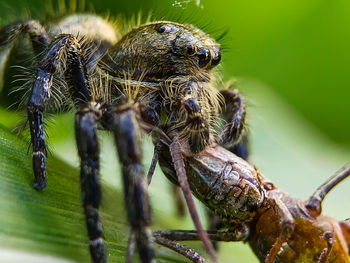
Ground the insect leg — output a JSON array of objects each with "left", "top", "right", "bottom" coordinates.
[
  {"left": 172, "top": 185, "right": 186, "bottom": 217},
  {"left": 169, "top": 135, "right": 218, "bottom": 263},
  {"left": 75, "top": 104, "right": 106, "bottom": 263},
  {"left": 28, "top": 34, "right": 91, "bottom": 189},
  {"left": 218, "top": 89, "right": 246, "bottom": 147},
  {"left": 154, "top": 235, "right": 205, "bottom": 263},
  {"left": 108, "top": 106, "right": 154, "bottom": 263},
  {"left": 153, "top": 227, "right": 250, "bottom": 263},
  {"left": 153, "top": 227, "right": 250, "bottom": 242},
  {"left": 0, "top": 20, "right": 49, "bottom": 55},
  {"left": 265, "top": 194, "right": 295, "bottom": 263},
  {"left": 318, "top": 231, "right": 334, "bottom": 263}
]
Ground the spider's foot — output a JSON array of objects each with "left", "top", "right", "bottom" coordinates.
[
  {"left": 32, "top": 178, "right": 47, "bottom": 190},
  {"left": 90, "top": 238, "right": 107, "bottom": 263}
]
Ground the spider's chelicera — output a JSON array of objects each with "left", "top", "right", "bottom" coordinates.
[{"left": 0, "top": 14, "right": 246, "bottom": 263}]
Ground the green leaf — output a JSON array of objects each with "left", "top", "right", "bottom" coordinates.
[
  {"left": 0, "top": 123, "right": 193, "bottom": 263},
  {"left": 0, "top": 123, "right": 125, "bottom": 262}
]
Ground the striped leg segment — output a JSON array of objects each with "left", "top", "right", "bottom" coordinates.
[
  {"left": 109, "top": 107, "right": 155, "bottom": 263},
  {"left": 75, "top": 104, "right": 106, "bottom": 263},
  {"left": 27, "top": 34, "right": 90, "bottom": 189},
  {"left": 0, "top": 20, "right": 50, "bottom": 189}
]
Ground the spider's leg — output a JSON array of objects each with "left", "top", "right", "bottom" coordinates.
[
  {"left": 126, "top": 141, "right": 162, "bottom": 263},
  {"left": 75, "top": 103, "right": 106, "bottom": 263},
  {"left": 218, "top": 89, "right": 246, "bottom": 148},
  {"left": 0, "top": 21, "right": 50, "bottom": 190},
  {"left": 27, "top": 67, "right": 51, "bottom": 189},
  {"left": 0, "top": 20, "right": 49, "bottom": 55},
  {"left": 28, "top": 34, "right": 91, "bottom": 189},
  {"left": 108, "top": 106, "right": 154, "bottom": 263}
]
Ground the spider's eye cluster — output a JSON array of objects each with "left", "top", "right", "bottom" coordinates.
[{"left": 156, "top": 23, "right": 221, "bottom": 69}]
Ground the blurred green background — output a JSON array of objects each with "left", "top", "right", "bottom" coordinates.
[{"left": 0, "top": 0, "right": 349, "bottom": 262}]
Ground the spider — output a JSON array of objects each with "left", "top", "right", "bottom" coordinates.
[{"left": 0, "top": 13, "right": 247, "bottom": 263}]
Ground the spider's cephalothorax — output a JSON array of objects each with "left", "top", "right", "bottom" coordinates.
[{"left": 0, "top": 13, "right": 246, "bottom": 263}]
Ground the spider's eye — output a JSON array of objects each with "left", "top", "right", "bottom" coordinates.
[
  {"left": 187, "top": 44, "right": 196, "bottom": 55},
  {"left": 211, "top": 52, "right": 221, "bottom": 66},
  {"left": 158, "top": 25, "right": 172, "bottom": 33},
  {"left": 197, "top": 48, "right": 210, "bottom": 68}
]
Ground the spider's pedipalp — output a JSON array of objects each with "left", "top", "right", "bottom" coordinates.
[{"left": 218, "top": 88, "right": 246, "bottom": 148}]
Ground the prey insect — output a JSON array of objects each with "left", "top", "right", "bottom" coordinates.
[
  {"left": 0, "top": 12, "right": 246, "bottom": 263},
  {"left": 155, "top": 135, "right": 350, "bottom": 263}
]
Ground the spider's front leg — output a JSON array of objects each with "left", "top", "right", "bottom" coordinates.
[
  {"left": 27, "top": 34, "right": 91, "bottom": 189},
  {"left": 0, "top": 20, "right": 51, "bottom": 189},
  {"left": 75, "top": 103, "right": 105, "bottom": 263},
  {"left": 106, "top": 105, "right": 154, "bottom": 263}
]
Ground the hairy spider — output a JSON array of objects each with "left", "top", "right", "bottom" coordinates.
[{"left": 0, "top": 13, "right": 247, "bottom": 262}]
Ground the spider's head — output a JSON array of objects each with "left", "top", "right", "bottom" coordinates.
[{"left": 109, "top": 21, "right": 221, "bottom": 81}]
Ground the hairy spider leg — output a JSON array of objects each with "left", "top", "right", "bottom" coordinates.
[
  {"left": 0, "top": 20, "right": 50, "bottom": 189},
  {"left": 26, "top": 32, "right": 107, "bottom": 263},
  {"left": 126, "top": 141, "right": 162, "bottom": 263},
  {"left": 218, "top": 89, "right": 246, "bottom": 147},
  {"left": 108, "top": 106, "right": 155, "bottom": 263},
  {"left": 28, "top": 34, "right": 91, "bottom": 189},
  {"left": 0, "top": 20, "right": 49, "bottom": 55},
  {"left": 75, "top": 104, "right": 106, "bottom": 263}
]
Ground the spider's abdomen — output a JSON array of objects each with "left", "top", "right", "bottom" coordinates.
[{"left": 48, "top": 14, "right": 117, "bottom": 46}]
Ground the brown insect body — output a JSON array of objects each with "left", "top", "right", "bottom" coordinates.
[
  {"left": 158, "top": 139, "right": 350, "bottom": 262},
  {"left": 251, "top": 175, "right": 350, "bottom": 262},
  {"left": 160, "top": 140, "right": 264, "bottom": 223}
]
